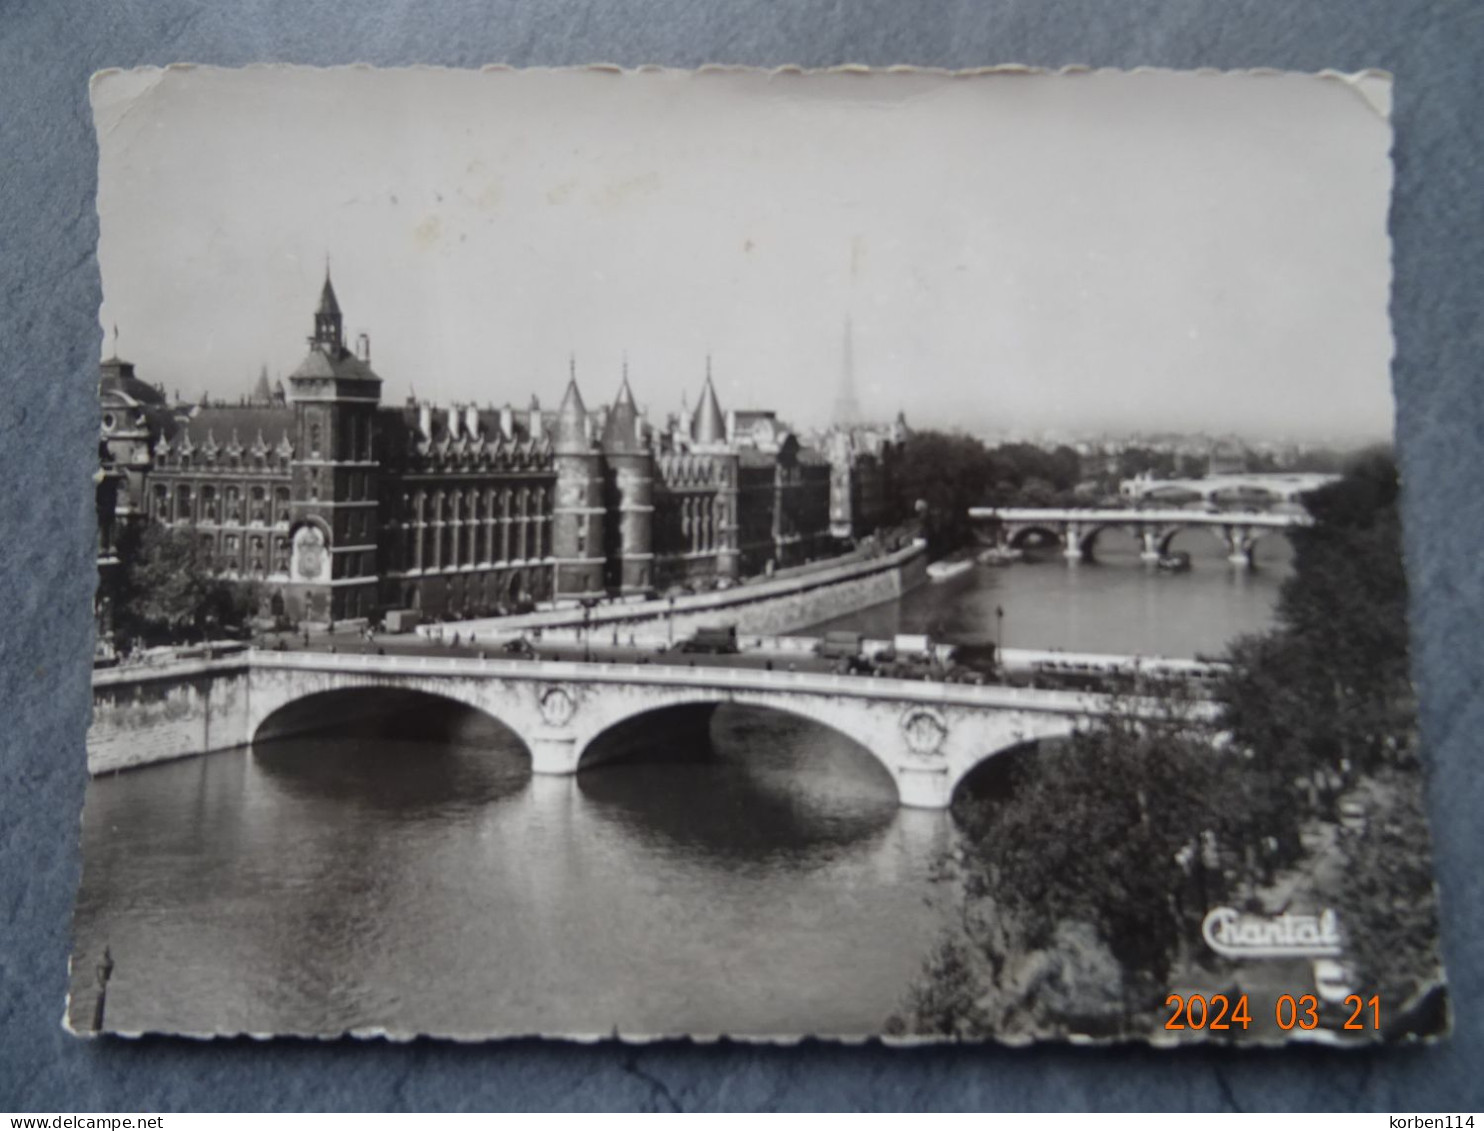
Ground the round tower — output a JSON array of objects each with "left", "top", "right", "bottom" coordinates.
[
  {"left": 601, "top": 371, "right": 654, "bottom": 596},
  {"left": 551, "top": 370, "right": 605, "bottom": 599}
]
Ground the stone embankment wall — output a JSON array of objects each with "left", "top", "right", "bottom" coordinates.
[
  {"left": 433, "top": 541, "right": 928, "bottom": 642},
  {"left": 89, "top": 660, "right": 252, "bottom": 774}
]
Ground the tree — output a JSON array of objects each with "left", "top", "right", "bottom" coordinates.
[
  {"left": 115, "top": 525, "right": 261, "bottom": 645},
  {"left": 897, "top": 686, "right": 1269, "bottom": 1038},
  {"left": 885, "top": 430, "right": 998, "bottom": 554},
  {"left": 1218, "top": 450, "right": 1414, "bottom": 807},
  {"left": 1328, "top": 763, "right": 1447, "bottom": 1025}
]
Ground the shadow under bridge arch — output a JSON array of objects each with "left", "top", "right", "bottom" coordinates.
[
  {"left": 252, "top": 682, "right": 531, "bottom": 758},
  {"left": 933, "top": 707, "right": 1088, "bottom": 809},
  {"left": 249, "top": 682, "right": 535, "bottom": 811},
  {"left": 573, "top": 694, "right": 901, "bottom": 802}
]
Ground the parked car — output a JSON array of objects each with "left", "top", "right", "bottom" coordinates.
[{"left": 678, "top": 624, "right": 740, "bottom": 654}]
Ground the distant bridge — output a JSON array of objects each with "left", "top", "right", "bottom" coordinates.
[
  {"left": 968, "top": 507, "right": 1311, "bottom": 565},
  {"left": 88, "top": 650, "right": 1218, "bottom": 809},
  {"left": 1118, "top": 473, "right": 1339, "bottom": 507}
]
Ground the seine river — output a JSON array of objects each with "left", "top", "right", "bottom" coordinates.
[{"left": 69, "top": 538, "right": 1291, "bottom": 1038}]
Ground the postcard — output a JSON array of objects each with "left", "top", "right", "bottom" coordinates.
[{"left": 70, "top": 64, "right": 1446, "bottom": 1044}]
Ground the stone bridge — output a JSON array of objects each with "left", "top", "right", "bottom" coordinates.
[
  {"left": 1118, "top": 472, "right": 1339, "bottom": 507},
  {"left": 88, "top": 651, "right": 1213, "bottom": 809},
  {"left": 968, "top": 506, "right": 1311, "bottom": 565}
]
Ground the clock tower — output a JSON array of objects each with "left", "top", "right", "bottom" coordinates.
[{"left": 285, "top": 270, "right": 383, "bottom": 625}]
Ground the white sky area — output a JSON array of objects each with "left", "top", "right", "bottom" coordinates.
[{"left": 92, "top": 66, "right": 1396, "bottom": 442}]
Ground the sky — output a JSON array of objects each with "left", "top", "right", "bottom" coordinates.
[{"left": 92, "top": 65, "right": 1396, "bottom": 443}]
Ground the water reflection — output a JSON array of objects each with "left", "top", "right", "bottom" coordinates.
[
  {"left": 71, "top": 707, "right": 950, "bottom": 1038},
  {"left": 577, "top": 704, "right": 900, "bottom": 871},
  {"left": 254, "top": 736, "right": 530, "bottom": 813}
]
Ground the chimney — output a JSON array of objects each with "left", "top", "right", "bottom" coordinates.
[
  {"left": 465, "top": 404, "right": 479, "bottom": 438},
  {"left": 417, "top": 403, "right": 432, "bottom": 439},
  {"left": 530, "top": 405, "right": 544, "bottom": 440},
  {"left": 499, "top": 405, "right": 514, "bottom": 440},
  {"left": 356, "top": 332, "right": 371, "bottom": 363}
]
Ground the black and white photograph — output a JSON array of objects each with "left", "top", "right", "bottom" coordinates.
[{"left": 71, "top": 64, "right": 1447, "bottom": 1045}]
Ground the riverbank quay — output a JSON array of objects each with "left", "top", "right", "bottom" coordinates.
[{"left": 413, "top": 539, "right": 928, "bottom": 642}]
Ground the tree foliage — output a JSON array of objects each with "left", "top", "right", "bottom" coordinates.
[
  {"left": 898, "top": 690, "right": 1264, "bottom": 1038},
  {"left": 114, "top": 525, "right": 262, "bottom": 646},
  {"left": 886, "top": 431, "right": 1086, "bottom": 554},
  {"left": 1219, "top": 450, "right": 1414, "bottom": 805}
]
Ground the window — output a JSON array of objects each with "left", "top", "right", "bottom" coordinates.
[{"left": 310, "top": 422, "right": 322, "bottom": 459}]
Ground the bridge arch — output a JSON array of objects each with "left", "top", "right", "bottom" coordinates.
[
  {"left": 1075, "top": 523, "right": 1148, "bottom": 561},
  {"left": 938, "top": 712, "right": 1086, "bottom": 803},
  {"left": 1156, "top": 524, "right": 1296, "bottom": 562},
  {"left": 572, "top": 691, "right": 901, "bottom": 798},
  {"left": 1002, "top": 524, "right": 1064, "bottom": 552},
  {"left": 251, "top": 682, "right": 533, "bottom": 758}
]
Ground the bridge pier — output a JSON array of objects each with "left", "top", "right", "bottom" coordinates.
[
  {"left": 1062, "top": 524, "right": 1084, "bottom": 563},
  {"left": 529, "top": 731, "right": 581, "bottom": 775},
  {"left": 1138, "top": 529, "right": 1163, "bottom": 562},
  {"left": 1221, "top": 524, "right": 1256, "bottom": 567},
  {"left": 892, "top": 765, "right": 954, "bottom": 809}
]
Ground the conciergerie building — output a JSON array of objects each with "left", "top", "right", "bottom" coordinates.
[{"left": 95, "top": 275, "right": 905, "bottom": 631}]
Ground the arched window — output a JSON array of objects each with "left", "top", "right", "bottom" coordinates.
[{"left": 310, "top": 422, "right": 322, "bottom": 459}]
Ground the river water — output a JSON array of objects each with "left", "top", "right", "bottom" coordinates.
[{"left": 69, "top": 539, "right": 1291, "bottom": 1039}]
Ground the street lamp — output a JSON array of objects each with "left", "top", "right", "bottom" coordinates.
[
  {"left": 581, "top": 597, "right": 598, "bottom": 662},
  {"left": 996, "top": 604, "right": 1005, "bottom": 657}
]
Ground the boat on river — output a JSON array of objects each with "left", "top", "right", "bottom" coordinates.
[
  {"left": 1157, "top": 550, "right": 1192, "bottom": 573},
  {"left": 978, "top": 546, "right": 1025, "bottom": 567},
  {"left": 927, "top": 558, "right": 975, "bottom": 583}
]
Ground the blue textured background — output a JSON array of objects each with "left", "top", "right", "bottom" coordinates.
[{"left": 2, "top": 0, "right": 1480, "bottom": 1111}]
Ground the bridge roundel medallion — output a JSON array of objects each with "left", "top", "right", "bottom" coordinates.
[
  {"left": 900, "top": 706, "right": 949, "bottom": 755},
  {"left": 539, "top": 685, "right": 577, "bottom": 727}
]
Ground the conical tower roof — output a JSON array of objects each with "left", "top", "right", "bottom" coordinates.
[
  {"left": 692, "top": 363, "right": 726, "bottom": 446},
  {"left": 602, "top": 371, "right": 644, "bottom": 453},
  {"left": 252, "top": 364, "right": 273, "bottom": 404},
  {"left": 318, "top": 272, "right": 341, "bottom": 316},
  {"left": 554, "top": 373, "right": 592, "bottom": 454}
]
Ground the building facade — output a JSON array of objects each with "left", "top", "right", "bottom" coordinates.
[{"left": 97, "top": 277, "right": 902, "bottom": 634}]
